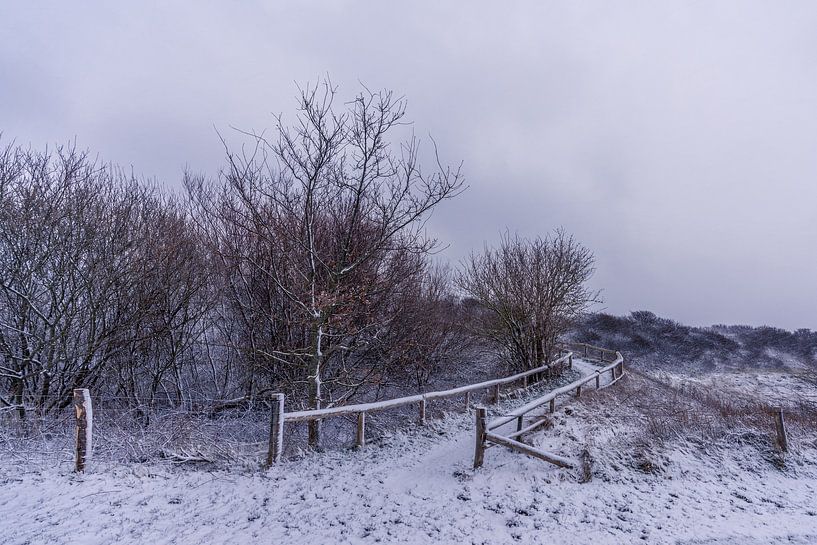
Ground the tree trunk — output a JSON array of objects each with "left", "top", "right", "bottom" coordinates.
[
  {"left": 307, "top": 322, "right": 324, "bottom": 449},
  {"left": 13, "top": 376, "right": 26, "bottom": 421}
]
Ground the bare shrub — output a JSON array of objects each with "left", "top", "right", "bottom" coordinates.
[
  {"left": 0, "top": 142, "right": 210, "bottom": 418},
  {"left": 456, "top": 230, "right": 599, "bottom": 373}
]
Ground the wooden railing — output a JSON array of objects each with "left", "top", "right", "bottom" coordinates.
[
  {"left": 473, "top": 343, "right": 625, "bottom": 470},
  {"left": 562, "top": 341, "right": 619, "bottom": 363},
  {"left": 265, "top": 352, "right": 574, "bottom": 463}
]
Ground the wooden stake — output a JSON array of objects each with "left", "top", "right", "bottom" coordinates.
[
  {"left": 507, "top": 417, "right": 550, "bottom": 440},
  {"left": 549, "top": 398, "right": 556, "bottom": 413},
  {"left": 576, "top": 385, "right": 582, "bottom": 398},
  {"left": 517, "top": 415, "right": 524, "bottom": 432},
  {"left": 775, "top": 408, "right": 788, "bottom": 452},
  {"left": 492, "top": 384, "right": 500, "bottom": 404},
  {"left": 595, "top": 375, "right": 600, "bottom": 389},
  {"left": 266, "top": 393, "right": 284, "bottom": 466},
  {"left": 356, "top": 412, "right": 366, "bottom": 448},
  {"left": 73, "top": 389, "right": 92, "bottom": 473},
  {"left": 474, "top": 406, "right": 487, "bottom": 469},
  {"left": 568, "top": 354, "right": 573, "bottom": 368},
  {"left": 464, "top": 391, "right": 471, "bottom": 410}
]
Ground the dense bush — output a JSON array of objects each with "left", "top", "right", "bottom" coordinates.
[{"left": 572, "top": 311, "right": 815, "bottom": 372}]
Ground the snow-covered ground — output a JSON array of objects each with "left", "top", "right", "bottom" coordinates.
[
  {"left": 2, "top": 359, "right": 815, "bottom": 545},
  {"left": 683, "top": 370, "right": 817, "bottom": 406}
]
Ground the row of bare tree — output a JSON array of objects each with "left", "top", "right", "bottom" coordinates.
[
  {"left": 0, "top": 143, "right": 211, "bottom": 420},
  {"left": 0, "top": 82, "right": 599, "bottom": 446}
]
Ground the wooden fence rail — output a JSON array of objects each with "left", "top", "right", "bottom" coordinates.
[
  {"left": 282, "top": 353, "right": 572, "bottom": 423},
  {"left": 56, "top": 341, "right": 796, "bottom": 473},
  {"left": 264, "top": 352, "right": 574, "bottom": 461},
  {"left": 474, "top": 343, "right": 625, "bottom": 470},
  {"left": 267, "top": 344, "right": 620, "bottom": 463}
]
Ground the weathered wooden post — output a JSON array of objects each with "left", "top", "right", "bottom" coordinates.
[
  {"left": 549, "top": 398, "right": 556, "bottom": 413},
  {"left": 595, "top": 375, "right": 600, "bottom": 389},
  {"left": 568, "top": 353, "right": 573, "bottom": 369},
  {"left": 356, "top": 412, "right": 366, "bottom": 448},
  {"left": 584, "top": 345, "right": 588, "bottom": 358},
  {"left": 516, "top": 416, "right": 524, "bottom": 432},
  {"left": 576, "top": 385, "right": 582, "bottom": 398},
  {"left": 266, "top": 393, "right": 285, "bottom": 466},
  {"left": 73, "top": 388, "right": 92, "bottom": 473},
  {"left": 419, "top": 399, "right": 427, "bottom": 425},
  {"left": 464, "top": 391, "right": 471, "bottom": 410},
  {"left": 474, "top": 406, "right": 487, "bottom": 469},
  {"left": 775, "top": 408, "right": 789, "bottom": 452},
  {"left": 492, "top": 384, "right": 500, "bottom": 404}
]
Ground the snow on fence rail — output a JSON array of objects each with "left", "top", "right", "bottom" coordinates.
[
  {"left": 473, "top": 343, "right": 625, "bottom": 470},
  {"left": 58, "top": 344, "right": 620, "bottom": 472},
  {"left": 264, "top": 352, "right": 575, "bottom": 463},
  {"left": 52, "top": 341, "right": 798, "bottom": 473}
]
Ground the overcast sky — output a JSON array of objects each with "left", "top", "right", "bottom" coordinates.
[{"left": 2, "top": 1, "right": 816, "bottom": 330}]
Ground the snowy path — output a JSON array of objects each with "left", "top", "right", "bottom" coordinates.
[{"left": 2, "top": 358, "right": 816, "bottom": 545}]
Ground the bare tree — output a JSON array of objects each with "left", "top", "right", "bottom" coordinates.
[
  {"left": 0, "top": 142, "right": 211, "bottom": 418},
  {"left": 456, "top": 230, "right": 600, "bottom": 374},
  {"left": 187, "top": 80, "right": 464, "bottom": 446}
]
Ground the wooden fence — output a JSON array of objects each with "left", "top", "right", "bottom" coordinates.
[
  {"left": 61, "top": 341, "right": 796, "bottom": 472},
  {"left": 265, "top": 352, "right": 574, "bottom": 463},
  {"left": 473, "top": 343, "right": 625, "bottom": 470}
]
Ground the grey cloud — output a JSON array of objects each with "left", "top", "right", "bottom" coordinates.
[{"left": 1, "top": 0, "right": 815, "bottom": 329}]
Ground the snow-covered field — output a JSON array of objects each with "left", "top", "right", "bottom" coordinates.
[
  {"left": 684, "top": 370, "right": 817, "bottom": 406},
  {"left": 2, "top": 360, "right": 815, "bottom": 545}
]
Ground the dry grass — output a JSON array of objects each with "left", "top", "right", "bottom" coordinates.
[{"left": 577, "top": 369, "right": 817, "bottom": 475}]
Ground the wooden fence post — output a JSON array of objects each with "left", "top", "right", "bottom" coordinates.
[
  {"left": 549, "top": 398, "right": 556, "bottom": 413},
  {"left": 775, "top": 408, "right": 788, "bottom": 452},
  {"left": 419, "top": 399, "right": 427, "bottom": 425},
  {"left": 73, "top": 388, "right": 92, "bottom": 473},
  {"left": 464, "top": 391, "right": 471, "bottom": 410},
  {"left": 492, "top": 384, "right": 500, "bottom": 404},
  {"left": 568, "top": 354, "right": 573, "bottom": 369},
  {"left": 356, "top": 412, "right": 366, "bottom": 448},
  {"left": 576, "top": 385, "right": 582, "bottom": 398},
  {"left": 474, "top": 406, "right": 487, "bottom": 469},
  {"left": 584, "top": 345, "right": 588, "bottom": 358},
  {"left": 266, "top": 393, "right": 285, "bottom": 466},
  {"left": 595, "top": 375, "right": 600, "bottom": 389}
]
